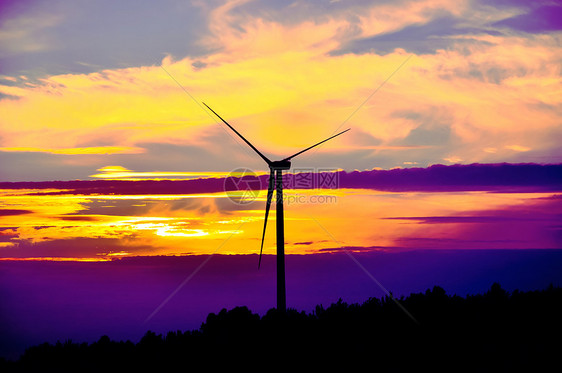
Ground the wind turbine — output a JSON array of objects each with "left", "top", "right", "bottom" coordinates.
[{"left": 203, "top": 102, "right": 349, "bottom": 312}]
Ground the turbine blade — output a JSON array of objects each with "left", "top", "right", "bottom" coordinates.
[
  {"left": 281, "top": 128, "right": 350, "bottom": 162},
  {"left": 203, "top": 102, "right": 272, "bottom": 165},
  {"left": 258, "top": 170, "right": 275, "bottom": 269}
]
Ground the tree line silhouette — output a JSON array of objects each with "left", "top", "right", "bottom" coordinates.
[{"left": 1, "top": 283, "right": 560, "bottom": 372}]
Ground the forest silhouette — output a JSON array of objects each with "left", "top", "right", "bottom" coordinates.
[{"left": 1, "top": 283, "right": 560, "bottom": 372}]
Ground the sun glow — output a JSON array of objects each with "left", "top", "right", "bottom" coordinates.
[
  {"left": 90, "top": 166, "right": 235, "bottom": 180},
  {"left": 0, "top": 146, "right": 144, "bottom": 155},
  {"left": 1, "top": 184, "right": 558, "bottom": 261},
  {"left": 0, "top": 257, "right": 112, "bottom": 262}
]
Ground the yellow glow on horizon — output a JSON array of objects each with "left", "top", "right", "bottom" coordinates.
[
  {"left": 104, "top": 251, "right": 130, "bottom": 257},
  {"left": 0, "top": 146, "right": 144, "bottom": 155},
  {"left": 505, "top": 145, "right": 531, "bottom": 152},
  {"left": 90, "top": 165, "right": 242, "bottom": 179},
  {"left": 0, "top": 183, "right": 559, "bottom": 259},
  {"left": 0, "top": 257, "right": 112, "bottom": 262}
]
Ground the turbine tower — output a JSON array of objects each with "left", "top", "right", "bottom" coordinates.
[{"left": 203, "top": 102, "right": 349, "bottom": 312}]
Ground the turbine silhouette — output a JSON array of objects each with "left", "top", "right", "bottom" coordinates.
[{"left": 203, "top": 102, "right": 349, "bottom": 312}]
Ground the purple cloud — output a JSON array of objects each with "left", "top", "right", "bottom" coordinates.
[
  {"left": 383, "top": 216, "right": 551, "bottom": 224},
  {"left": 338, "top": 163, "right": 562, "bottom": 192},
  {"left": 1, "top": 163, "right": 560, "bottom": 195},
  {"left": 0, "top": 209, "right": 31, "bottom": 216},
  {"left": 494, "top": 5, "right": 562, "bottom": 33}
]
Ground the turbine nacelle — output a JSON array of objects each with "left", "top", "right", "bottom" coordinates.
[{"left": 270, "top": 160, "right": 291, "bottom": 170}]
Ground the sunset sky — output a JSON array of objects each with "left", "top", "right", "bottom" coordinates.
[
  {"left": 1, "top": 0, "right": 561, "bottom": 180},
  {"left": 1, "top": 0, "right": 562, "bottom": 360}
]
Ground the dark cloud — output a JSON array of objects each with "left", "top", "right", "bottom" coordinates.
[
  {"left": 493, "top": 5, "right": 562, "bottom": 33},
  {"left": 390, "top": 109, "right": 454, "bottom": 147},
  {"left": 231, "top": 0, "right": 387, "bottom": 26},
  {"left": 0, "top": 209, "right": 32, "bottom": 216},
  {"left": 0, "top": 0, "right": 210, "bottom": 79},
  {"left": 128, "top": 139, "right": 263, "bottom": 172},
  {"left": 0, "top": 151, "right": 104, "bottom": 181},
  {"left": 400, "top": 125, "right": 451, "bottom": 147},
  {"left": 0, "top": 230, "right": 18, "bottom": 242},
  {"left": 57, "top": 215, "right": 99, "bottom": 221},
  {"left": 72, "top": 199, "right": 159, "bottom": 217},
  {"left": 0, "top": 79, "right": 19, "bottom": 87},
  {"left": 390, "top": 193, "right": 562, "bottom": 249},
  {"left": 338, "top": 163, "right": 562, "bottom": 192},
  {"left": 395, "top": 236, "right": 526, "bottom": 247},
  {"left": 0, "top": 132, "right": 267, "bottom": 181},
  {"left": 332, "top": 15, "right": 501, "bottom": 55},
  {"left": 0, "top": 237, "right": 150, "bottom": 259},
  {"left": 437, "top": 63, "right": 529, "bottom": 84},
  {"left": 477, "top": 0, "right": 543, "bottom": 8},
  {"left": 0, "top": 92, "right": 20, "bottom": 101},
  {"left": 346, "top": 128, "right": 383, "bottom": 146},
  {"left": 318, "top": 245, "right": 389, "bottom": 252},
  {"left": 214, "top": 197, "right": 263, "bottom": 214},
  {"left": 383, "top": 216, "right": 552, "bottom": 224}
]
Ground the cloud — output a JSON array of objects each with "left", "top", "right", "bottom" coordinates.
[
  {"left": 493, "top": 5, "right": 562, "bottom": 33},
  {"left": 0, "top": 11, "right": 62, "bottom": 59},
  {"left": 389, "top": 107, "right": 455, "bottom": 146},
  {"left": 0, "top": 209, "right": 32, "bottom": 216},
  {"left": 333, "top": 14, "right": 500, "bottom": 55},
  {"left": 337, "top": 163, "right": 562, "bottom": 192},
  {"left": 383, "top": 216, "right": 550, "bottom": 224},
  {"left": 0, "top": 92, "right": 19, "bottom": 101},
  {"left": 0, "top": 237, "right": 153, "bottom": 259},
  {"left": 318, "top": 245, "right": 389, "bottom": 252},
  {"left": 390, "top": 191, "right": 562, "bottom": 249},
  {"left": 0, "top": 0, "right": 209, "bottom": 78}
]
